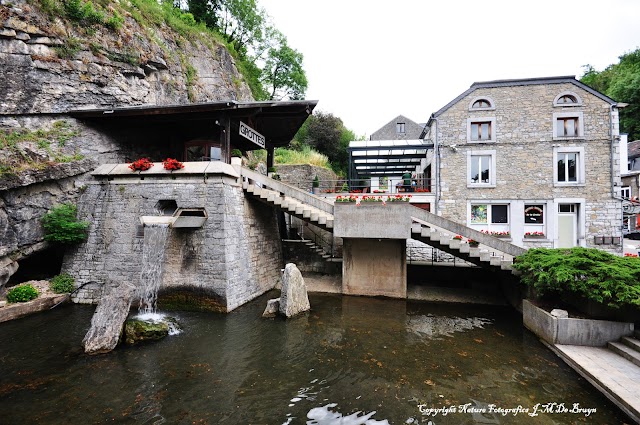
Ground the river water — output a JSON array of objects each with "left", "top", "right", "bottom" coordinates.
[{"left": 0, "top": 292, "right": 630, "bottom": 424}]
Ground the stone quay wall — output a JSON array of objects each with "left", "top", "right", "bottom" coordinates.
[
  {"left": 427, "top": 82, "right": 622, "bottom": 253},
  {"left": 63, "top": 172, "right": 282, "bottom": 311}
]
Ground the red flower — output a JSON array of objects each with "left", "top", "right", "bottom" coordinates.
[
  {"left": 162, "top": 158, "right": 184, "bottom": 171},
  {"left": 128, "top": 158, "right": 153, "bottom": 172}
]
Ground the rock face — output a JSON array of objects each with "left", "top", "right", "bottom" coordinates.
[
  {"left": 123, "top": 316, "right": 179, "bottom": 345},
  {"left": 279, "top": 263, "right": 310, "bottom": 318},
  {"left": 82, "top": 280, "right": 135, "bottom": 354},
  {"left": 0, "top": 1, "right": 253, "bottom": 114}
]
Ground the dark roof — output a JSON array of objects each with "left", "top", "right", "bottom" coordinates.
[
  {"left": 628, "top": 140, "right": 640, "bottom": 159},
  {"left": 422, "top": 76, "right": 618, "bottom": 136},
  {"left": 68, "top": 100, "right": 318, "bottom": 149}
]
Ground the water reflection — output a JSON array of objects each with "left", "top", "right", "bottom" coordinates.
[{"left": 0, "top": 292, "right": 630, "bottom": 424}]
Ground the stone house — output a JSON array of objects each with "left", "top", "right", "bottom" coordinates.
[
  {"left": 421, "top": 76, "right": 624, "bottom": 253},
  {"left": 369, "top": 115, "right": 425, "bottom": 140}
]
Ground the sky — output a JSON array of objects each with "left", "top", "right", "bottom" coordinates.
[{"left": 260, "top": 0, "right": 640, "bottom": 138}]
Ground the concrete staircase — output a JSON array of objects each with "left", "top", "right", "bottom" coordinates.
[
  {"left": 608, "top": 330, "right": 640, "bottom": 367},
  {"left": 240, "top": 167, "right": 335, "bottom": 232},
  {"left": 303, "top": 239, "right": 341, "bottom": 263}
]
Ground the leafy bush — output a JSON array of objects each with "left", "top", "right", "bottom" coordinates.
[
  {"left": 231, "top": 149, "right": 242, "bottom": 158},
  {"left": 7, "top": 284, "right": 39, "bottom": 303},
  {"left": 50, "top": 273, "right": 75, "bottom": 293},
  {"left": 513, "top": 247, "right": 640, "bottom": 308},
  {"left": 106, "top": 11, "right": 124, "bottom": 30},
  {"left": 41, "top": 203, "right": 89, "bottom": 244}
]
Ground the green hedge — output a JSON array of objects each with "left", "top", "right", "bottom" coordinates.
[
  {"left": 50, "top": 273, "right": 75, "bottom": 294},
  {"left": 41, "top": 203, "right": 89, "bottom": 244},
  {"left": 513, "top": 247, "right": 640, "bottom": 309}
]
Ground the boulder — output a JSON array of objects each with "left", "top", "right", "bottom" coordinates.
[
  {"left": 123, "top": 316, "right": 180, "bottom": 345},
  {"left": 82, "top": 280, "right": 135, "bottom": 355},
  {"left": 279, "top": 263, "right": 310, "bottom": 318},
  {"left": 262, "top": 298, "right": 280, "bottom": 317}
]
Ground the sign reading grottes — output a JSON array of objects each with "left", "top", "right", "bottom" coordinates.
[{"left": 239, "top": 122, "right": 265, "bottom": 148}]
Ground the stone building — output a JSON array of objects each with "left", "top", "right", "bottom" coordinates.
[
  {"left": 421, "top": 76, "right": 624, "bottom": 252},
  {"left": 369, "top": 115, "right": 425, "bottom": 140}
]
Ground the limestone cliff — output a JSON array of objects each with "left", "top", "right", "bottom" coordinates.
[{"left": 0, "top": 0, "right": 255, "bottom": 285}]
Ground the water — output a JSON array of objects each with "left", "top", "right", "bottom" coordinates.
[
  {"left": 0, "top": 292, "right": 630, "bottom": 424},
  {"left": 138, "top": 225, "right": 170, "bottom": 315}
]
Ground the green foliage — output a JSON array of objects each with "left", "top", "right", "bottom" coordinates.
[
  {"left": 50, "top": 273, "right": 75, "bottom": 293},
  {"left": 274, "top": 146, "right": 330, "bottom": 169},
  {"left": 106, "top": 11, "right": 124, "bottom": 30},
  {"left": 41, "top": 203, "right": 90, "bottom": 244},
  {"left": 54, "top": 37, "right": 81, "bottom": 59},
  {"left": 64, "top": 0, "right": 104, "bottom": 25},
  {"left": 581, "top": 48, "right": 640, "bottom": 140},
  {"left": 513, "top": 247, "right": 640, "bottom": 309},
  {"left": 231, "top": 149, "right": 242, "bottom": 157},
  {"left": 312, "top": 175, "right": 319, "bottom": 187},
  {"left": 7, "top": 284, "right": 39, "bottom": 303}
]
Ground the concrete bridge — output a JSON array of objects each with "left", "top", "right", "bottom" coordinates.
[{"left": 240, "top": 167, "right": 526, "bottom": 298}]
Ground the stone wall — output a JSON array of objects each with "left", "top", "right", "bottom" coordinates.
[
  {"left": 427, "top": 81, "right": 622, "bottom": 253},
  {"left": 370, "top": 115, "right": 424, "bottom": 140},
  {"left": 0, "top": 0, "right": 252, "bottom": 114},
  {"left": 275, "top": 164, "right": 338, "bottom": 193},
  {"left": 63, "top": 171, "right": 282, "bottom": 311}
]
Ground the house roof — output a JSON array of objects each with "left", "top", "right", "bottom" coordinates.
[
  {"left": 421, "top": 76, "right": 618, "bottom": 137},
  {"left": 68, "top": 100, "right": 318, "bottom": 149},
  {"left": 628, "top": 140, "right": 640, "bottom": 159}
]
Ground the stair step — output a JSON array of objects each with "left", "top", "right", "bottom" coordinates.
[
  {"left": 318, "top": 215, "right": 327, "bottom": 225},
  {"left": 489, "top": 256, "right": 502, "bottom": 266},
  {"left": 428, "top": 230, "right": 440, "bottom": 241},
  {"left": 295, "top": 205, "right": 304, "bottom": 215},
  {"left": 242, "top": 181, "right": 249, "bottom": 189},
  {"left": 310, "top": 211, "right": 319, "bottom": 221},
  {"left": 479, "top": 251, "right": 491, "bottom": 262},
  {"left": 500, "top": 260, "right": 513, "bottom": 271},
  {"left": 459, "top": 243, "right": 470, "bottom": 254},
  {"left": 449, "top": 239, "right": 461, "bottom": 250},
  {"left": 438, "top": 234, "right": 451, "bottom": 245},
  {"left": 326, "top": 219, "right": 334, "bottom": 229},
  {"left": 608, "top": 341, "right": 640, "bottom": 367},
  {"left": 303, "top": 209, "right": 312, "bottom": 218},
  {"left": 411, "top": 223, "right": 423, "bottom": 234},
  {"left": 622, "top": 336, "right": 640, "bottom": 353},
  {"left": 469, "top": 247, "right": 481, "bottom": 258}
]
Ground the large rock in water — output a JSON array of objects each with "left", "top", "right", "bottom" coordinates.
[
  {"left": 82, "top": 280, "right": 135, "bottom": 355},
  {"left": 279, "top": 263, "right": 310, "bottom": 318}
]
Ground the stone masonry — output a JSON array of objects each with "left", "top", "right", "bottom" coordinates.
[
  {"left": 63, "top": 170, "right": 282, "bottom": 311},
  {"left": 425, "top": 78, "right": 623, "bottom": 253}
]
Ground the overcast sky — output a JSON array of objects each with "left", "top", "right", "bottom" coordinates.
[{"left": 260, "top": 0, "right": 640, "bottom": 137}]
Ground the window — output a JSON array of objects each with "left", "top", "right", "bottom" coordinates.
[
  {"left": 557, "top": 152, "right": 578, "bottom": 182},
  {"left": 470, "top": 204, "right": 509, "bottom": 224},
  {"left": 185, "top": 141, "right": 222, "bottom": 161},
  {"left": 553, "top": 91, "right": 582, "bottom": 107},
  {"left": 471, "top": 122, "right": 492, "bottom": 141},
  {"left": 396, "top": 122, "right": 405, "bottom": 134},
  {"left": 469, "top": 96, "right": 495, "bottom": 111},
  {"left": 621, "top": 186, "right": 631, "bottom": 199},
  {"left": 467, "top": 117, "right": 496, "bottom": 143},
  {"left": 467, "top": 150, "right": 496, "bottom": 187},
  {"left": 557, "top": 117, "right": 579, "bottom": 137},
  {"left": 553, "top": 147, "right": 585, "bottom": 186},
  {"left": 556, "top": 95, "right": 577, "bottom": 104},
  {"left": 553, "top": 111, "right": 584, "bottom": 139},
  {"left": 524, "top": 204, "right": 544, "bottom": 224},
  {"left": 470, "top": 155, "right": 490, "bottom": 184}
]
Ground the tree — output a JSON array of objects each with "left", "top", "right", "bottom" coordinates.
[
  {"left": 581, "top": 48, "right": 640, "bottom": 140},
  {"left": 185, "top": 0, "right": 220, "bottom": 29},
  {"left": 260, "top": 33, "right": 307, "bottom": 100}
]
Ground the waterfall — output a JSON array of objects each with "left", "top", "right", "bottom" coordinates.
[{"left": 138, "top": 224, "right": 170, "bottom": 315}]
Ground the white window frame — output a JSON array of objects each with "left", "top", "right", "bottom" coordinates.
[
  {"left": 621, "top": 186, "right": 631, "bottom": 199},
  {"left": 396, "top": 122, "right": 405, "bottom": 134},
  {"left": 467, "top": 117, "right": 496, "bottom": 143},
  {"left": 553, "top": 111, "right": 584, "bottom": 140},
  {"left": 469, "top": 96, "right": 495, "bottom": 111},
  {"left": 468, "top": 202, "right": 511, "bottom": 233},
  {"left": 553, "top": 91, "right": 583, "bottom": 107},
  {"left": 553, "top": 146, "right": 585, "bottom": 186},
  {"left": 467, "top": 149, "right": 496, "bottom": 188}
]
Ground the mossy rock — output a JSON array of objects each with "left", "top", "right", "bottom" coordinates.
[{"left": 123, "top": 317, "right": 179, "bottom": 345}]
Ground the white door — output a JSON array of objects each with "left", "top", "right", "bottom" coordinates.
[{"left": 558, "top": 204, "right": 577, "bottom": 248}]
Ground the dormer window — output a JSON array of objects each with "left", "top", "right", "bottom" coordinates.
[
  {"left": 553, "top": 91, "right": 582, "bottom": 107},
  {"left": 469, "top": 96, "right": 495, "bottom": 111},
  {"left": 396, "top": 122, "right": 405, "bottom": 134}
]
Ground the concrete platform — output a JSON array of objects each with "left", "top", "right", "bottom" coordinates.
[{"left": 552, "top": 344, "right": 640, "bottom": 424}]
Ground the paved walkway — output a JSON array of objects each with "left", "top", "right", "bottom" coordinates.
[{"left": 553, "top": 344, "right": 640, "bottom": 424}]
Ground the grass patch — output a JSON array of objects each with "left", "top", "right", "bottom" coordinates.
[
  {"left": 54, "top": 37, "right": 81, "bottom": 59},
  {"left": 275, "top": 147, "right": 331, "bottom": 169}
]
